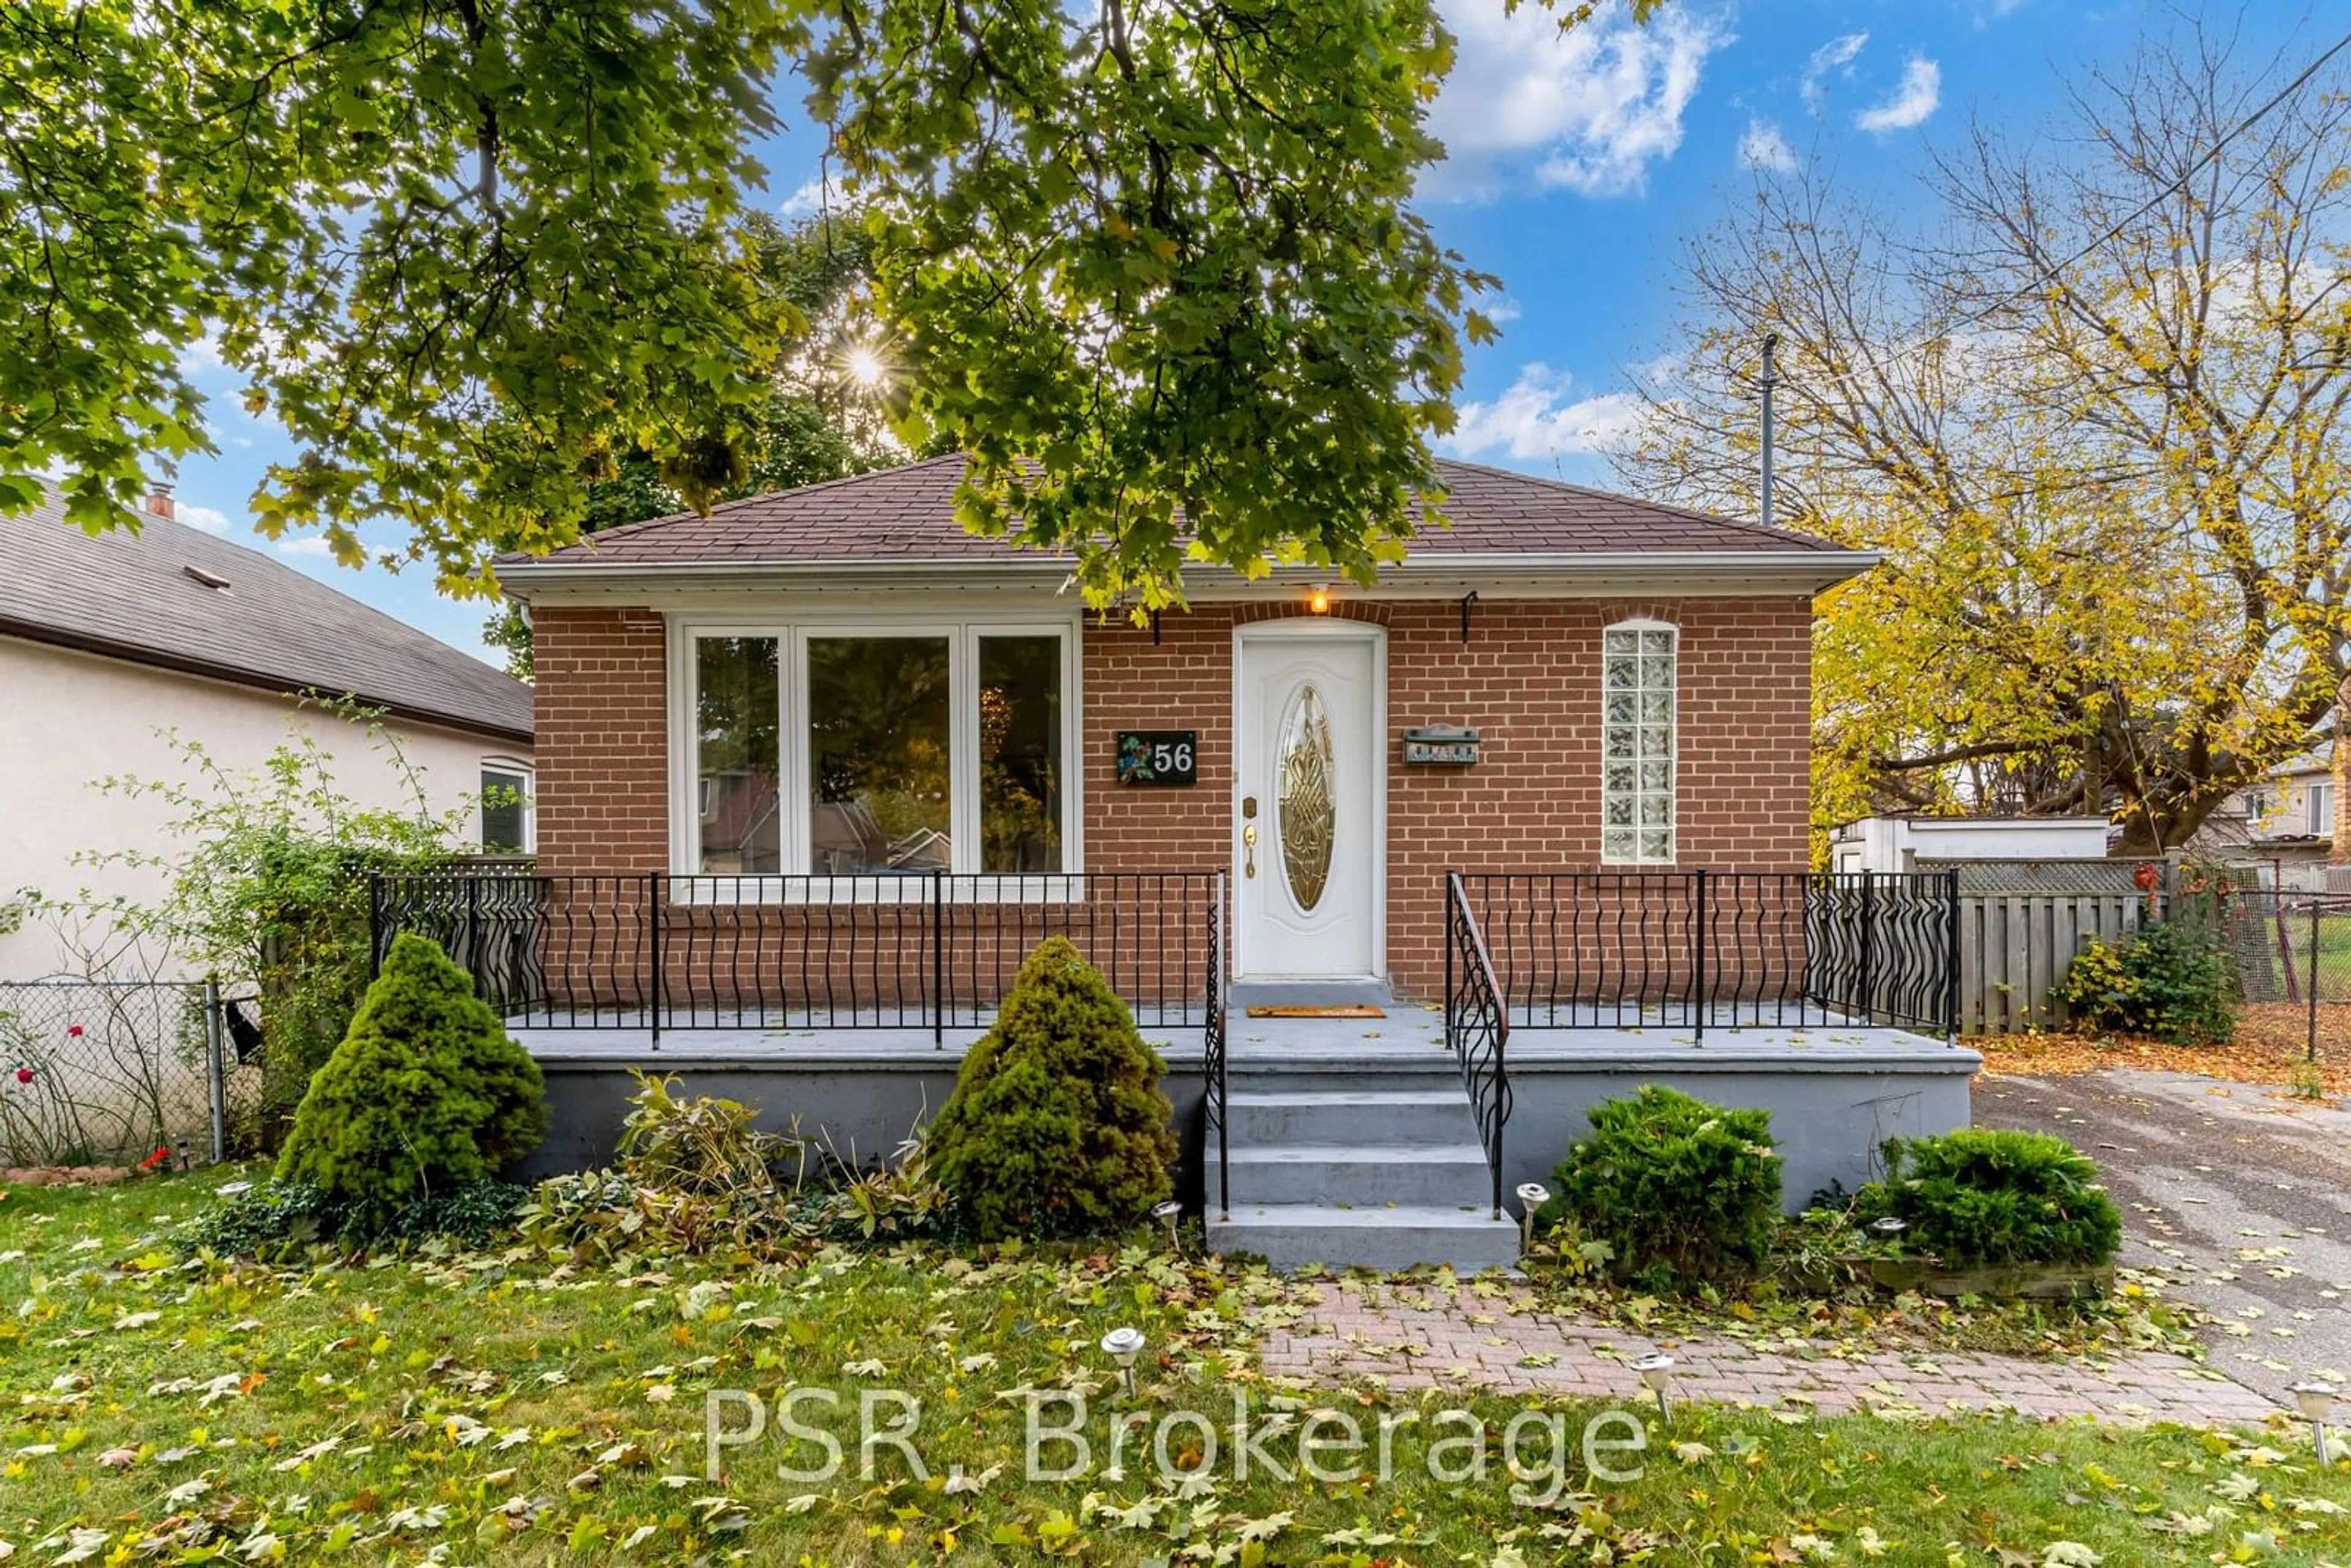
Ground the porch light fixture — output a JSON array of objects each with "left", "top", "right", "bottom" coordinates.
[
  {"left": 2292, "top": 1380, "right": 2338, "bottom": 1461},
  {"left": 1307, "top": 583, "right": 1331, "bottom": 614},
  {"left": 1631, "top": 1352, "right": 1676, "bottom": 1420},
  {"left": 1101, "top": 1326, "right": 1147, "bottom": 1397},
  {"left": 1515, "top": 1182, "right": 1551, "bottom": 1248},
  {"left": 1152, "top": 1199, "right": 1183, "bottom": 1254}
]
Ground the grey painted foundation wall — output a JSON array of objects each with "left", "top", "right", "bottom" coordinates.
[
  {"left": 519, "top": 1047, "right": 1974, "bottom": 1217},
  {"left": 1497, "top": 1057, "right": 1978, "bottom": 1212},
  {"left": 523, "top": 1060, "right": 1209, "bottom": 1187}
]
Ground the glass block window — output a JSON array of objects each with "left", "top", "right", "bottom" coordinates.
[{"left": 1600, "top": 623, "right": 1677, "bottom": 865}]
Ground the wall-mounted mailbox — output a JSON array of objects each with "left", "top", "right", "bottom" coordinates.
[{"left": 1402, "top": 724, "right": 1481, "bottom": 765}]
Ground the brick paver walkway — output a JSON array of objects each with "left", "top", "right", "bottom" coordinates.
[{"left": 1259, "top": 1281, "right": 2284, "bottom": 1426}]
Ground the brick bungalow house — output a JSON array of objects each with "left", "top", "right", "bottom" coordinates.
[{"left": 387, "top": 453, "right": 1976, "bottom": 1270}]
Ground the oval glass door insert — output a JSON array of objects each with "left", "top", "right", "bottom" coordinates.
[{"left": 1277, "top": 685, "right": 1336, "bottom": 911}]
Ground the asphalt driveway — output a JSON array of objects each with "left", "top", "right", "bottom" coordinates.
[{"left": 1974, "top": 1067, "right": 2351, "bottom": 1380}]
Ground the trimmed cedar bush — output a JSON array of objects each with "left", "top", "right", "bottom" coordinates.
[
  {"left": 1854, "top": 1129, "right": 2121, "bottom": 1270},
  {"left": 274, "top": 932, "right": 547, "bottom": 1230},
  {"left": 928, "top": 937, "right": 1176, "bottom": 1240},
  {"left": 1551, "top": 1086, "right": 1780, "bottom": 1291},
  {"left": 2058, "top": 916, "right": 2236, "bottom": 1045}
]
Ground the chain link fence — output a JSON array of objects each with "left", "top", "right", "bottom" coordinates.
[
  {"left": 2213, "top": 890, "right": 2351, "bottom": 1062},
  {"left": 0, "top": 980, "right": 255, "bottom": 1168}
]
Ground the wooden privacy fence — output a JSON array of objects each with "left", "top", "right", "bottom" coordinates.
[
  {"left": 1953, "top": 886, "right": 2159, "bottom": 1035},
  {"left": 1940, "top": 857, "right": 2350, "bottom": 1035}
]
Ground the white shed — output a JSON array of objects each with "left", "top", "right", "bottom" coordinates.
[{"left": 1830, "top": 816, "right": 2110, "bottom": 874}]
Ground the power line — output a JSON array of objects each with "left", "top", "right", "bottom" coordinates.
[{"left": 1945, "top": 24, "right": 2351, "bottom": 334}]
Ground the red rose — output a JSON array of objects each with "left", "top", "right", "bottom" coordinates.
[
  {"left": 12, "top": 1067, "right": 31, "bottom": 1085},
  {"left": 67, "top": 1024, "right": 83, "bottom": 1038}
]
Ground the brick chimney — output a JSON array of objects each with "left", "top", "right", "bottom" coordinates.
[{"left": 146, "top": 482, "right": 176, "bottom": 520}]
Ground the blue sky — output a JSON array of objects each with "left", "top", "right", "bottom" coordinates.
[{"left": 160, "top": 0, "right": 2329, "bottom": 667}]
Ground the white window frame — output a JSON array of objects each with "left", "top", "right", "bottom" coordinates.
[
  {"left": 666, "top": 613, "right": 1082, "bottom": 899},
  {"left": 1599, "top": 618, "right": 1678, "bottom": 866},
  {"left": 2312, "top": 780, "right": 2336, "bottom": 838},
  {"left": 478, "top": 757, "right": 536, "bottom": 853}
]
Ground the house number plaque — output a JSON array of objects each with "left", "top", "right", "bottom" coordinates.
[{"left": 1116, "top": 730, "right": 1198, "bottom": 786}]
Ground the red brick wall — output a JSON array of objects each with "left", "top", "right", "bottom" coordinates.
[
  {"left": 533, "top": 607, "right": 669, "bottom": 876},
  {"left": 527, "top": 596, "right": 1815, "bottom": 1003},
  {"left": 1082, "top": 598, "right": 1813, "bottom": 997}
]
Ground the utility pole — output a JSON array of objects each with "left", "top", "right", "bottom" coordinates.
[{"left": 1760, "top": 333, "right": 1779, "bottom": 528}]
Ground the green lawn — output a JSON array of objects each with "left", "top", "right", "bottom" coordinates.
[{"left": 4, "top": 1171, "right": 2350, "bottom": 1566}]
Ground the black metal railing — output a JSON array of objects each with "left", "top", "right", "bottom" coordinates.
[
  {"left": 1443, "top": 872, "right": 1511, "bottom": 1218},
  {"left": 1204, "top": 872, "right": 1229, "bottom": 1220},
  {"left": 369, "top": 871, "right": 1227, "bottom": 1048},
  {"left": 1453, "top": 869, "right": 1961, "bottom": 1040}
]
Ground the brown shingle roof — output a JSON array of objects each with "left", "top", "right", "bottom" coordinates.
[
  {"left": 1, "top": 489, "right": 533, "bottom": 744},
  {"left": 508, "top": 454, "right": 1845, "bottom": 569}
]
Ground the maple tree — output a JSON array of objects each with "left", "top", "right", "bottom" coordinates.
[
  {"left": 1619, "top": 26, "right": 2351, "bottom": 853},
  {"left": 0, "top": 0, "right": 1532, "bottom": 604}
]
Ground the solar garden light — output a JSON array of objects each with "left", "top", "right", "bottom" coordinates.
[
  {"left": 1868, "top": 1216, "right": 1907, "bottom": 1242},
  {"left": 2292, "top": 1380, "right": 2338, "bottom": 1463},
  {"left": 1152, "top": 1200, "right": 1183, "bottom": 1255},
  {"left": 1632, "top": 1353, "right": 1676, "bottom": 1420},
  {"left": 1101, "top": 1327, "right": 1147, "bottom": 1397},
  {"left": 1515, "top": 1183, "right": 1551, "bottom": 1248}
]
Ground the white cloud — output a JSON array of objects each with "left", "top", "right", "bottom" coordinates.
[
  {"left": 178, "top": 503, "right": 233, "bottom": 535},
  {"left": 1856, "top": 55, "right": 1941, "bottom": 133},
  {"left": 779, "top": 175, "right": 844, "bottom": 219},
  {"left": 1738, "top": 116, "right": 1798, "bottom": 174},
  {"left": 176, "top": 332, "right": 227, "bottom": 377},
  {"left": 1425, "top": 0, "right": 1729, "bottom": 200},
  {"left": 1439, "top": 363, "right": 1644, "bottom": 463},
  {"left": 1800, "top": 31, "right": 1869, "bottom": 110},
  {"left": 277, "top": 535, "right": 332, "bottom": 557},
  {"left": 1483, "top": 295, "right": 1524, "bottom": 323}
]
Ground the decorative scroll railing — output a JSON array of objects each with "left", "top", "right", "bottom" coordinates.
[
  {"left": 1442, "top": 871, "right": 1512, "bottom": 1219},
  {"left": 367, "top": 870, "right": 1226, "bottom": 1049},
  {"left": 1452, "top": 869, "right": 1961, "bottom": 1040}
]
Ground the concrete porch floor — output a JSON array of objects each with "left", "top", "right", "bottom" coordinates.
[{"left": 508, "top": 1002, "right": 1965, "bottom": 1072}]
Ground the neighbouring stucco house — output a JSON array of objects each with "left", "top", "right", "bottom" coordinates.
[
  {"left": 0, "top": 486, "right": 535, "bottom": 980},
  {"left": 376, "top": 454, "right": 1980, "bottom": 1270}
]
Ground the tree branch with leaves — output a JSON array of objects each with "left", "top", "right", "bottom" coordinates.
[{"left": 1617, "top": 21, "right": 2351, "bottom": 853}]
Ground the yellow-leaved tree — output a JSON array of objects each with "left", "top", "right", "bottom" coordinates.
[{"left": 1616, "top": 24, "right": 2351, "bottom": 855}]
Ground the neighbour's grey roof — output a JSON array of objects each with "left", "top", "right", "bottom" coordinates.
[
  {"left": 0, "top": 489, "right": 533, "bottom": 744},
  {"left": 507, "top": 452, "right": 1850, "bottom": 568}
]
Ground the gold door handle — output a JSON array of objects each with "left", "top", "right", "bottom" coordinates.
[{"left": 1242, "top": 822, "right": 1258, "bottom": 877}]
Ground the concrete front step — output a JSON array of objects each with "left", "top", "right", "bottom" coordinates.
[
  {"left": 1209, "top": 1203, "right": 1522, "bottom": 1274},
  {"left": 1211, "top": 1139, "right": 1494, "bottom": 1206},
  {"left": 1224, "top": 1089, "right": 1483, "bottom": 1146}
]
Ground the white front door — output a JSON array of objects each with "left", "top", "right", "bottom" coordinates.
[{"left": 1234, "top": 625, "right": 1383, "bottom": 981}]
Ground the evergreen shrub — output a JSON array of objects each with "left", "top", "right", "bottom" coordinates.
[
  {"left": 273, "top": 932, "right": 547, "bottom": 1231},
  {"left": 927, "top": 937, "right": 1176, "bottom": 1240}
]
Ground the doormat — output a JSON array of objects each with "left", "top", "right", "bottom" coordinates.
[{"left": 1243, "top": 1005, "right": 1386, "bottom": 1019}]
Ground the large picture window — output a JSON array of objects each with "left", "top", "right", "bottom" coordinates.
[
  {"left": 677, "top": 620, "right": 1074, "bottom": 880},
  {"left": 808, "top": 636, "right": 953, "bottom": 872},
  {"left": 1600, "top": 621, "right": 1676, "bottom": 865}
]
